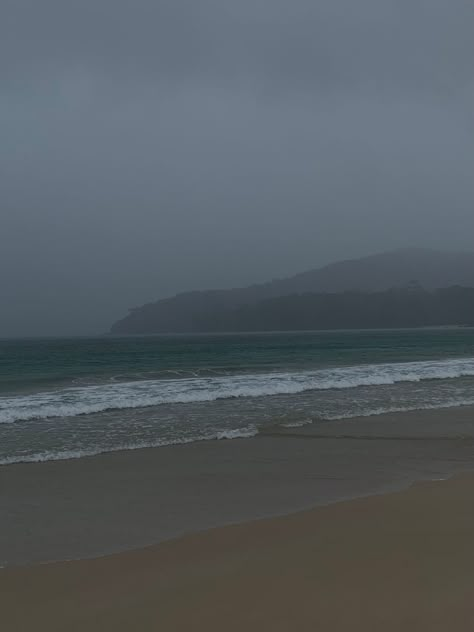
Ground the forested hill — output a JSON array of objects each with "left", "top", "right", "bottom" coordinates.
[
  {"left": 111, "top": 286, "right": 474, "bottom": 334},
  {"left": 111, "top": 249, "right": 474, "bottom": 334}
]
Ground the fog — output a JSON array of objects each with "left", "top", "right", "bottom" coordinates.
[{"left": 1, "top": 0, "right": 472, "bottom": 336}]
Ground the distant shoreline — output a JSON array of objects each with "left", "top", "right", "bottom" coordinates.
[
  {"left": 107, "top": 323, "right": 472, "bottom": 336},
  {"left": 2, "top": 323, "right": 472, "bottom": 341}
]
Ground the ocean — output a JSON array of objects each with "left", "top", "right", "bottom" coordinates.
[{"left": 2, "top": 328, "right": 474, "bottom": 466}]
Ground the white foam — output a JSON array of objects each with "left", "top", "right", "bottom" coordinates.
[
  {"left": 2, "top": 357, "right": 474, "bottom": 425},
  {"left": 0, "top": 426, "right": 259, "bottom": 466},
  {"left": 325, "top": 398, "right": 474, "bottom": 421},
  {"left": 281, "top": 418, "right": 313, "bottom": 428},
  {"left": 215, "top": 427, "right": 258, "bottom": 440},
  {"left": 3, "top": 393, "right": 474, "bottom": 465}
]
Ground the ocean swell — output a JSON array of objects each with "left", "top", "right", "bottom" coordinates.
[{"left": 2, "top": 357, "right": 474, "bottom": 425}]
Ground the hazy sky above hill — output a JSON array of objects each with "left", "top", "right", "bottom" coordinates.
[{"left": 1, "top": 0, "right": 473, "bottom": 336}]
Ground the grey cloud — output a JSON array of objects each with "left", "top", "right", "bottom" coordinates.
[
  {"left": 2, "top": 0, "right": 473, "bottom": 95},
  {"left": 0, "top": 0, "right": 473, "bottom": 336}
]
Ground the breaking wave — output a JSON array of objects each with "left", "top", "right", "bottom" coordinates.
[
  {"left": 0, "top": 426, "right": 259, "bottom": 465},
  {"left": 2, "top": 357, "right": 474, "bottom": 425}
]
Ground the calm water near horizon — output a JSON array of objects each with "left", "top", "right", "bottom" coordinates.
[{"left": 2, "top": 328, "right": 474, "bottom": 465}]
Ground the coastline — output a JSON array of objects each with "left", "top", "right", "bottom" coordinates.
[
  {"left": 2, "top": 406, "right": 474, "bottom": 567},
  {"left": 3, "top": 473, "right": 474, "bottom": 630}
]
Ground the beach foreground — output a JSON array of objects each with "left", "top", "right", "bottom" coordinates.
[{"left": 3, "top": 473, "right": 474, "bottom": 631}]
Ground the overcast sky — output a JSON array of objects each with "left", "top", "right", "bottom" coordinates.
[{"left": 1, "top": 0, "right": 473, "bottom": 336}]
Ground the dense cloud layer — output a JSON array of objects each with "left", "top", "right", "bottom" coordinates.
[{"left": 1, "top": 0, "right": 473, "bottom": 335}]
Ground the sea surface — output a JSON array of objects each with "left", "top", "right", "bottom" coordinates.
[{"left": 2, "top": 329, "right": 474, "bottom": 466}]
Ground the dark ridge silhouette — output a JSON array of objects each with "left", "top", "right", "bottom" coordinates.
[{"left": 111, "top": 249, "right": 474, "bottom": 334}]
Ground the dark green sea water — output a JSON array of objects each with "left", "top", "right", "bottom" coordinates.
[{"left": 2, "top": 329, "right": 474, "bottom": 464}]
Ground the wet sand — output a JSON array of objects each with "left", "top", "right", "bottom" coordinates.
[
  {"left": 2, "top": 407, "right": 474, "bottom": 629},
  {"left": 3, "top": 407, "right": 474, "bottom": 566},
  {"left": 2, "top": 473, "right": 474, "bottom": 631}
]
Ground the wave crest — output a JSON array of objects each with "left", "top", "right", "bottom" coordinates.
[{"left": 2, "top": 357, "right": 474, "bottom": 425}]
